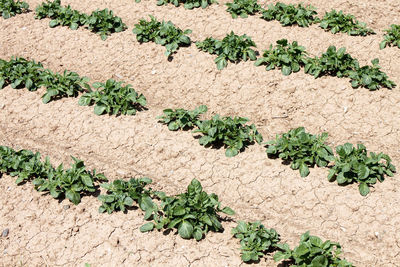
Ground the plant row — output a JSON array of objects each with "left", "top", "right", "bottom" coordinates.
[
  {"left": 159, "top": 107, "right": 396, "bottom": 196},
  {"left": 0, "top": 145, "right": 353, "bottom": 265}
]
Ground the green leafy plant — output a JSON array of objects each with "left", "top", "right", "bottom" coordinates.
[
  {"left": 232, "top": 221, "right": 280, "bottom": 262},
  {"left": 157, "top": 105, "right": 207, "bottom": 131},
  {"left": 348, "top": 58, "right": 396, "bottom": 90},
  {"left": 84, "top": 9, "right": 127, "bottom": 40},
  {"left": 266, "top": 127, "right": 334, "bottom": 177},
  {"left": 319, "top": 9, "right": 374, "bottom": 36},
  {"left": 380, "top": 24, "right": 400, "bottom": 49},
  {"left": 140, "top": 179, "right": 234, "bottom": 240},
  {"left": 156, "top": 0, "right": 217, "bottom": 9},
  {"left": 78, "top": 79, "right": 146, "bottom": 116},
  {"left": 255, "top": 39, "right": 308, "bottom": 75},
  {"left": 98, "top": 177, "right": 153, "bottom": 214},
  {"left": 225, "top": 0, "right": 261, "bottom": 19},
  {"left": 328, "top": 143, "right": 396, "bottom": 196},
  {"left": 33, "top": 156, "right": 107, "bottom": 205},
  {"left": 274, "top": 231, "right": 353, "bottom": 266},
  {"left": 0, "top": 0, "right": 29, "bottom": 19},
  {"left": 132, "top": 15, "right": 192, "bottom": 57},
  {"left": 0, "top": 57, "right": 45, "bottom": 91},
  {"left": 304, "top": 46, "right": 359, "bottom": 78},
  {"left": 261, "top": 2, "right": 319, "bottom": 27},
  {"left": 196, "top": 31, "right": 257, "bottom": 70},
  {"left": 39, "top": 70, "right": 90, "bottom": 103},
  {"left": 193, "top": 115, "right": 263, "bottom": 157}
]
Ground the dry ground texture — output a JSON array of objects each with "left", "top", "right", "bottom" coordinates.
[{"left": 1, "top": 0, "right": 400, "bottom": 266}]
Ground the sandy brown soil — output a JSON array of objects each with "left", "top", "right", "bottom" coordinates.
[{"left": 1, "top": 0, "right": 400, "bottom": 266}]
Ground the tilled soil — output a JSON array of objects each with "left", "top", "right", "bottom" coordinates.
[{"left": 0, "top": 0, "right": 400, "bottom": 266}]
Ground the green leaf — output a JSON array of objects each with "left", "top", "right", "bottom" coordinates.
[
  {"left": 178, "top": 221, "right": 194, "bottom": 239},
  {"left": 221, "top": 206, "right": 235, "bottom": 215},
  {"left": 94, "top": 105, "right": 106, "bottom": 115},
  {"left": 140, "top": 222, "right": 154, "bottom": 232},
  {"left": 358, "top": 182, "right": 370, "bottom": 196},
  {"left": 299, "top": 163, "right": 310, "bottom": 177}
]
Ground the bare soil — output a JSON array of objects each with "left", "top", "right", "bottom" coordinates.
[{"left": 1, "top": 0, "right": 400, "bottom": 266}]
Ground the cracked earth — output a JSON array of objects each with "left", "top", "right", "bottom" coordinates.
[{"left": 1, "top": 0, "right": 400, "bottom": 266}]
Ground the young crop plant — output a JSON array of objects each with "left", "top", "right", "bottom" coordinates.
[
  {"left": 274, "top": 231, "right": 353, "bottom": 266},
  {"left": 196, "top": 32, "right": 257, "bottom": 70},
  {"left": 132, "top": 15, "right": 192, "bottom": 57},
  {"left": 261, "top": 2, "right": 319, "bottom": 27},
  {"left": 84, "top": 9, "right": 127, "bottom": 40},
  {"left": 98, "top": 178, "right": 153, "bottom": 214},
  {"left": 304, "top": 46, "right": 359, "bottom": 79},
  {"left": 254, "top": 39, "right": 308, "bottom": 76},
  {"left": 0, "top": 57, "right": 45, "bottom": 91},
  {"left": 328, "top": 143, "right": 396, "bottom": 196},
  {"left": 266, "top": 127, "right": 334, "bottom": 177},
  {"left": 140, "top": 178, "right": 235, "bottom": 240},
  {"left": 78, "top": 79, "right": 146, "bottom": 116},
  {"left": 0, "top": 0, "right": 29, "bottom": 19},
  {"left": 35, "top": 0, "right": 87, "bottom": 30},
  {"left": 225, "top": 0, "right": 261, "bottom": 19},
  {"left": 319, "top": 9, "right": 374, "bottom": 36},
  {"left": 232, "top": 221, "right": 280, "bottom": 263},
  {"left": 348, "top": 58, "right": 396, "bottom": 90},
  {"left": 39, "top": 70, "right": 90, "bottom": 103},
  {"left": 380, "top": 24, "right": 400, "bottom": 49},
  {"left": 193, "top": 115, "right": 263, "bottom": 157},
  {"left": 33, "top": 156, "right": 108, "bottom": 205},
  {"left": 157, "top": 105, "right": 207, "bottom": 131},
  {"left": 156, "top": 0, "right": 217, "bottom": 9}
]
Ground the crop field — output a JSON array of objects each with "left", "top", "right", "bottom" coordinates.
[{"left": 1, "top": 0, "right": 400, "bottom": 266}]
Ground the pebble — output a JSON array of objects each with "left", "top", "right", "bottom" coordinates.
[
  {"left": 151, "top": 69, "right": 157, "bottom": 74},
  {"left": 2, "top": 228, "right": 9, "bottom": 238},
  {"left": 63, "top": 205, "right": 70, "bottom": 210}
]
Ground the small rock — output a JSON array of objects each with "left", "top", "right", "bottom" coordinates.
[
  {"left": 151, "top": 69, "right": 157, "bottom": 75},
  {"left": 2, "top": 228, "right": 9, "bottom": 237},
  {"left": 115, "top": 73, "right": 123, "bottom": 79},
  {"left": 63, "top": 205, "right": 70, "bottom": 210},
  {"left": 0, "top": 103, "right": 4, "bottom": 109}
]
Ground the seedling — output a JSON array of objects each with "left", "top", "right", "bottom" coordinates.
[
  {"left": 328, "top": 143, "right": 396, "bottom": 196},
  {"left": 84, "top": 9, "right": 127, "bottom": 40},
  {"left": 380, "top": 24, "right": 400, "bottom": 49},
  {"left": 319, "top": 9, "right": 374, "bottom": 36},
  {"left": 0, "top": 0, "right": 29, "bottom": 19},
  {"left": 196, "top": 31, "right": 257, "bottom": 69},
  {"left": 156, "top": 0, "right": 217, "bottom": 9},
  {"left": 78, "top": 79, "right": 146, "bottom": 116},
  {"left": 255, "top": 39, "right": 308, "bottom": 75},
  {"left": 261, "top": 2, "right": 319, "bottom": 27},
  {"left": 157, "top": 105, "right": 207, "bottom": 130},
  {"left": 232, "top": 221, "right": 280, "bottom": 262},
  {"left": 266, "top": 127, "right": 334, "bottom": 177},
  {"left": 225, "top": 0, "right": 261, "bottom": 19},
  {"left": 140, "top": 179, "right": 234, "bottom": 240}
]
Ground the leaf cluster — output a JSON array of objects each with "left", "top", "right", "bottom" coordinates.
[
  {"left": 255, "top": 39, "right": 308, "bottom": 75},
  {"left": 98, "top": 177, "right": 153, "bottom": 214},
  {"left": 232, "top": 221, "right": 280, "bottom": 262},
  {"left": 266, "top": 127, "right": 334, "bottom": 177},
  {"left": 84, "top": 9, "right": 127, "bottom": 40},
  {"left": 78, "top": 79, "right": 146, "bottom": 116},
  {"left": 140, "top": 179, "right": 234, "bottom": 241},
  {"left": 225, "top": 0, "right": 261, "bottom": 19},
  {"left": 196, "top": 31, "right": 257, "bottom": 69},
  {"left": 156, "top": 0, "right": 217, "bottom": 9},
  {"left": 194, "top": 114, "right": 263, "bottom": 157},
  {"left": 0, "top": 0, "right": 29, "bottom": 19},
  {"left": 380, "top": 24, "right": 400, "bottom": 49},
  {"left": 319, "top": 10, "right": 374, "bottom": 36},
  {"left": 132, "top": 15, "right": 192, "bottom": 57},
  {"left": 261, "top": 2, "right": 319, "bottom": 27},
  {"left": 328, "top": 143, "right": 396, "bottom": 196},
  {"left": 157, "top": 105, "right": 207, "bottom": 131},
  {"left": 274, "top": 231, "right": 353, "bottom": 266}
]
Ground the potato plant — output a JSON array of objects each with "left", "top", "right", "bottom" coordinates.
[
  {"left": 255, "top": 39, "right": 308, "bottom": 76},
  {"left": 319, "top": 10, "right": 374, "bottom": 36},
  {"left": 157, "top": 105, "right": 207, "bottom": 131},
  {"left": 78, "top": 79, "right": 147, "bottom": 116},
  {"left": 132, "top": 15, "right": 192, "bottom": 57},
  {"left": 266, "top": 127, "right": 334, "bottom": 177},
  {"left": 232, "top": 221, "right": 280, "bottom": 262},
  {"left": 0, "top": 0, "right": 29, "bottom": 19},
  {"left": 196, "top": 32, "right": 257, "bottom": 69},
  {"left": 380, "top": 24, "right": 400, "bottom": 49},
  {"left": 225, "top": 0, "right": 261, "bottom": 19},
  {"left": 140, "top": 179, "right": 234, "bottom": 241},
  {"left": 84, "top": 9, "right": 127, "bottom": 40},
  {"left": 156, "top": 0, "right": 217, "bottom": 9},
  {"left": 261, "top": 2, "right": 319, "bottom": 27},
  {"left": 328, "top": 143, "right": 396, "bottom": 196}
]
